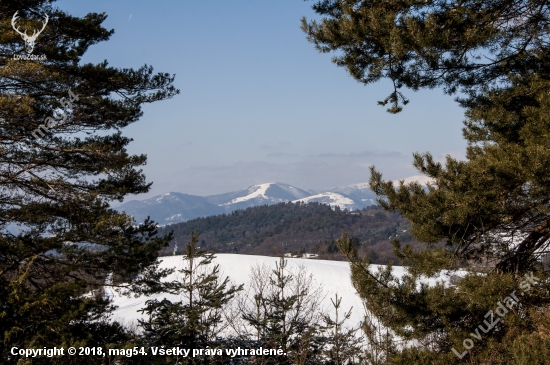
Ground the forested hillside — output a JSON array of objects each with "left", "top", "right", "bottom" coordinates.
[{"left": 158, "top": 202, "right": 418, "bottom": 264}]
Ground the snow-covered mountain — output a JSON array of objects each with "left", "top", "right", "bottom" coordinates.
[
  {"left": 117, "top": 183, "right": 311, "bottom": 224},
  {"left": 116, "top": 192, "right": 225, "bottom": 224},
  {"left": 328, "top": 182, "right": 378, "bottom": 207},
  {"left": 290, "top": 181, "right": 381, "bottom": 211},
  {"left": 293, "top": 192, "right": 359, "bottom": 211},
  {"left": 216, "top": 182, "right": 310, "bottom": 209},
  {"left": 116, "top": 178, "right": 428, "bottom": 225}
]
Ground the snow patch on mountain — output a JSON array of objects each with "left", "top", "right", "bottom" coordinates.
[
  {"left": 293, "top": 192, "right": 357, "bottom": 210},
  {"left": 219, "top": 183, "right": 275, "bottom": 206},
  {"left": 166, "top": 213, "right": 184, "bottom": 222},
  {"left": 340, "top": 182, "right": 370, "bottom": 190},
  {"left": 218, "top": 182, "right": 311, "bottom": 208},
  {"left": 120, "top": 179, "right": 442, "bottom": 224}
]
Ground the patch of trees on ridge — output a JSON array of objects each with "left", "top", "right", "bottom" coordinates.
[{"left": 158, "top": 202, "right": 420, "bottom": 264}]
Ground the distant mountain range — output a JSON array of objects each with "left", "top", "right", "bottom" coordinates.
[{"left": 116, "top": 181, "right": 384, "bottom": 224}]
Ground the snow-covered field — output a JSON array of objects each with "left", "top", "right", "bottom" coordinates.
[{"left": 108, "top": 254, "right": 461, "bottom": 330}]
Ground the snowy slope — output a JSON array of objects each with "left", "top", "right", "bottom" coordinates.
[
  {"left": 328, "top": 183, "right": 378, "bottom": 207},
  {"left": 219, "top": 183, "right": 273, "bottom": 205},
  {"left": 327, "top": 176, "right": 435, "bottom": 209},
  {"left": 107, "top": 254, "right": 462, "bottom": 330},
  {"left": 216, "top": 182, "right": 311, "bottom": 209},
  {"left": 108, "top": 254, "right": 364, "bottom": 327},
  {"left": 292, "top": 192, "right": 358, "bottom": 211}
]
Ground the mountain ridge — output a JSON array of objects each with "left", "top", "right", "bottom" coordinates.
[{"left": 117, "top": 178, "right": 427, "bottom": 224}]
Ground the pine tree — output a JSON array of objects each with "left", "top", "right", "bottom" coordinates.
[
  {"left": 301, "top": 0, "right": 550, "bottom": 113},
  {"left": 353, "top": 75, "right": 550, "bottom": 363},
  {"left": 319, "top": 293, "right": 365, "bottom": 365},
  {"left": 138, "top": 230, "right": 242, "bottom": 364},
  {"left": 335, "top": 77, "right": 550, "bottom": 361},
  {"left": 369, "top": 75, "right": 550, "bottom": 276},
  {"left": 0, "top": 1, "right": 178, "bottom": 362},
  {"left": 242, "top": 258, "right": 324, "bottom": 364},
  {"left": 303, "top": 0, "right": 550, "bottom": 363}
]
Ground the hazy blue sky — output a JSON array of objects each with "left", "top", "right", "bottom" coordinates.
[{"left": 56, "top": 0, "right": 467, "bottom": 198}]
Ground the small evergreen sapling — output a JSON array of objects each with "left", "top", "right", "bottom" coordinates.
[
  {"left": 138, "top": 230, "right": 242, "bottom": 364},
  {"left": 241, "top": 258, "right": 324, "bottom": 364},
  {"left": 320, "top": 293, "right": 365, "bottom": 365}
]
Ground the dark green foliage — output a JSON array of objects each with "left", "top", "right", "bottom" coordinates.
[
  {"left": 303, "top": 0, "right": 550, "bottom": 362},
  {"left": 160, "top": 202, "right": 418, "bottom": 264},
  {"left": 338, "top": 232, "right": 550, "bottom": 364},
  {"left": 241, "top": 258, "right": 325, "bottom": 364},
  {"left": 319, "top": 293, "right": 365, "bottom": 365},
  {"left": 0, "top": 0, "right": 178, "bottom": 363},
  {"left": 353, "top": 75, "right": 550, "bottom": 362},
  {"left": 336, "top": 78, "right": 550, "bottom": 361},
  {"left": 301, "top": 0, "right": 550, "bottom": 113},
  {"left": 138, "top": 231, "right": 242, "bottom": 364},
  {"left": 370, "top": 75, "right": 550, "bottom": 276}
]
